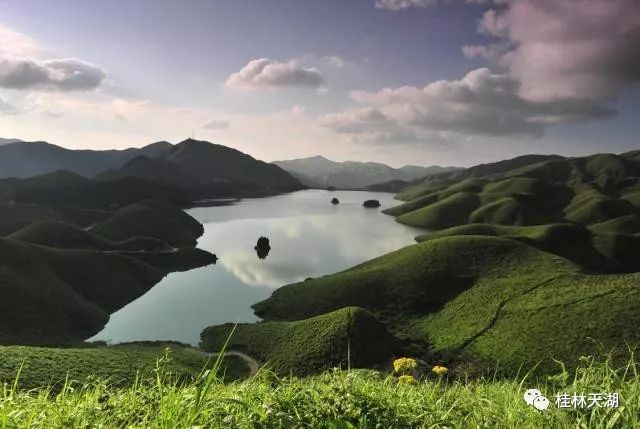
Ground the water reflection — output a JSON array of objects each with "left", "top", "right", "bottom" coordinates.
[{"left": 92, "top": 190, "right": 423, "bottom": 345}]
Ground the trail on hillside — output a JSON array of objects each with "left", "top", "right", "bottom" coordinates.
[
  {"left": 207, "top": 351, "right": 261, "bottom": 376},
  {"left": 456, "top": 276, "right": 562, "bottom": 351}
]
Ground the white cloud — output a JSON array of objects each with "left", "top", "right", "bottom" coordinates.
[
  {"left": 324, "top": 55, "right": 346, "bottom": 68},
  {"left": 225, "top": 58, "right": 325, "bottom": 90},
  {"left": 0, "top": 96, "right": 16, "bottom": 114},
  {"left": 476, "top": 0, "right": 640, "bottom": 102},
  {"left": 0, "top": 25, "right": 41, "bottom": 59},
  {"left": 0, "top": 58, "right": 106, "bottom": 91},
  {"left": 202, "top": 118, "right": 230, "bottom": 130},
  {"left": 321, "top": 68, "right": 615, "bottom": 145}
]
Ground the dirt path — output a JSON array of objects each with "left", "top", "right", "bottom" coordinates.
[{"left": 208, "top": 351, "right": 261, "bottom": 376}]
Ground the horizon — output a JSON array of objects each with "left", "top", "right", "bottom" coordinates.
[{"left": 0, "top": 0, "right": 639, "bottom": 168}]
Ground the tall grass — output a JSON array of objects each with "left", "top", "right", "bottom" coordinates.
[{"left": 0, "top": 350, "right": 638, "bottom": 428}]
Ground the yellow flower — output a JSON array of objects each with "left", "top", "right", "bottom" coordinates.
[
  {"left": 398, "top": 375, "right": 418, "bottom": 385},
  {"left": 393, "top": 357, "right": 418, "bottom": 374},
  {"left": 432, "top": 365, "right": 448, "bottom": 377}
]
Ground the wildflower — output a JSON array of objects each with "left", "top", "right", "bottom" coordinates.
[
  {"left": 432, "top": 365, "right": 448, "bottom": 377},
  {"left": 393, "top": 358, "right": 418, "bottom": 374},
  {"left": 398, "top": 375, "right": 418, "bottom": 385}
]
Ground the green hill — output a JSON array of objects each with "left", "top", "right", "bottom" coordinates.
[
  {"left": 252, "top": 236, "right": 640, "bottom": 374},
  {"left": 91, "top": 200, "right": 203, "bottom": 247},
  {"left": 201, "top": 307, "right": 398, "bottom": 376},
  {"left": 0, "top": 237, "right": 163, "bottom": 345},
  {"left": 0, "top": 342, "right": 248, "bottom": 390},
  {"left": 386, "top": 153, "right": 640, "bottom": 232}
]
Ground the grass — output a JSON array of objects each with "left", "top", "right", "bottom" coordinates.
[
  {"left": 0, "top": 351, "right": 638, "bottom": 428},
  {"left": 0, "top": 342, "right": 249, "bottom": 390},
  {"left": 201, "top": 307, "right": 399, "bottom": 376}
]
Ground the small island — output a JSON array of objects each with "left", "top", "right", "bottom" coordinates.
[{"left": 362, "top": 199, "right": 381, "bottom": 208}]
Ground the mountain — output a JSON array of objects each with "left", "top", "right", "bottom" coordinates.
[
  {"left": 0, "top": 138, "right": 23, "bottom": 145},
  {"left": 273, "top": 155, "right": 460, "bottom": 189},
  {"left": 0, "top": 140, "right": 173, "bottom": 179},
  {"left": 98, "top": 139, "right": 303, "bottom": 196}
]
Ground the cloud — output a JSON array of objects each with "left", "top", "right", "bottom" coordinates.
[
  {"left": 375, "top": 0, "right": 440, "bottom": 10},
  {"left": 225, "top": 58, "right": 325, "bottom": 90},
  {"left": 476, "top": 0, "right": 640, "bottom": 102},
  {"left": 0, "top": 58, "right": 106, "bottom": 91},
  {"left": 324, "top": 55, "right": 346, "bottom": 68},
  {"left": 0, "top": 96, "right": 17, "bottom": 114},
  {"left": 321, "top": 68, "right": 615, "bottom": 145},
  {"left": 202, "top": 118, "right": 230, "bottom": 130},
  {"left": 0, "top": 25, "right": 40, "bottom": 59}
]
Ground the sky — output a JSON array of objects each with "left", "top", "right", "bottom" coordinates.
[{"left": 0, "top": 0, "right": 638, "bottom": 167}]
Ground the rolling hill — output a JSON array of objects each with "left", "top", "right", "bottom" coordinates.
[
  {"left": 1, "top": 199, "right": 216, "bottom": 345},
  {"left": 273, "top": 155, "right": 460, "bottom": 189},
  {"left": 201, "top": 307, "right": 399, "bottom": 376},
  {"left": 385, "top": 152, "right": 640, "bottom": 231},
  {"left": 250, "top": 236, "right": 640, "bottom": 374},
  {"left": 204, "top": 149, "right": 640, "bottom": 377}
]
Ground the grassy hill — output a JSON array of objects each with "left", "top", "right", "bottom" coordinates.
[
  {"left": 201, "top": 307, "right": 398, "bottom": 376},
  {"left": 388, "top": 152, "right": 640, "bottom": 231},
  {"left": 1, "top": 199, "right": 215, "bottom": 345},
  {"left": 91, "top": 200, "right": 203, "bottom": 247},
  {"left": 0, "top": 342, "right": 248, "bottom": 390},
  {"left": 252, "top": 236, "right": 640, "bottom": 374},
  {"left": 0, "top": 237, "right": 163, "bottom": 345}
]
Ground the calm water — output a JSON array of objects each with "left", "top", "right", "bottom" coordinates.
[{"left": 92, "top": 190, "right": 423, "bottom": 345}]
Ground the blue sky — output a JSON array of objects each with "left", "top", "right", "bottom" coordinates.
[{"left": 0, "top": 0, "right": 638, "bottom": 167}]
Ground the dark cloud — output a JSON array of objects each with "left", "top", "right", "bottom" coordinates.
[
  {"left": 478, "top": 0, "right": 640, "bottom": 102},
  {"left": 225, "top": 58, "right": 325, "bottom": 90},
  {"left": 0, "top": 57, "right": 106, "bottom": 91}
]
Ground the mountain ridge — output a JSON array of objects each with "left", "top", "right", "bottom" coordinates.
[{"left": 273, "top": 155, "right": 461, "bottom": 189}]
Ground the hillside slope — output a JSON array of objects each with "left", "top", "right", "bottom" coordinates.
[
  {"left": 252, "top": 236, "right": 640, "bottom": 374},
  {"left": 201, "top": 307, "right": 398, "bottom": 375},
  {"left": 386, "top": 153, "right": 640, "bottom": 232}
]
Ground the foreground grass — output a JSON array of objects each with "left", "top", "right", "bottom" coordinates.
[{"left": 1, "top": 353, "right": 639, "bottom": 428}]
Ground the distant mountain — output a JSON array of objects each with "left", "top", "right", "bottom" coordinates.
[
  {"left": 98, "top": 139, "right": 303, "bottom": 196},
  {"left": 0, "top": 138, "right": 23, "bottom": 145},
  {"left": 273, "top": 155, "right": 461, "bottom": 189},
  {"left": 0, "top": 140, "right": 173, "bottom": 178}
]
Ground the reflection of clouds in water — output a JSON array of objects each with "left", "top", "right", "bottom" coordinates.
[{"left": 220, "top": 250, "right": 314, "bottom": 289}]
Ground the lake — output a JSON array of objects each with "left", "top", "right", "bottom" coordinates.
[{"left": 91, "top": 190, "right": 423, "bottom": 345}]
